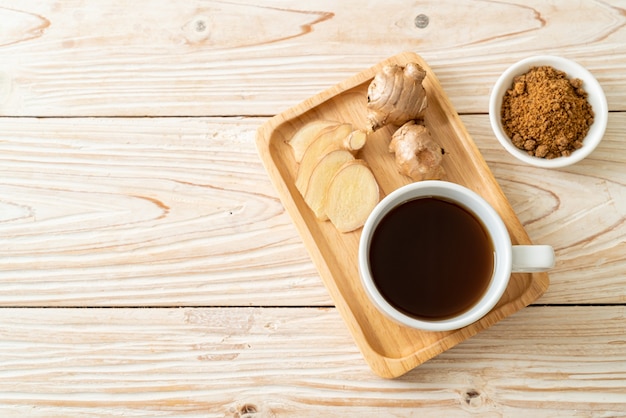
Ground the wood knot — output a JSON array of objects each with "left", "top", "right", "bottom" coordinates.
[
  {"left": 195, "top": 19, "right": 207, "bottom": 33},
  {"left": 234, "top": 403, "right": 258, "bottom": 417},
  {"left": 182, "top": 15, "right": 210, "bottom": 43},
  {"left": 463, "top": 389, "right": 482, "bottom": 407},
  {"left": 414, "top": 14, "right": 429, "bottom": 28}
]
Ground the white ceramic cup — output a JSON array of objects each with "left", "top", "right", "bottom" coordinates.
[{"left": 358, "top": 180, "right": 554, "bottom": 332}]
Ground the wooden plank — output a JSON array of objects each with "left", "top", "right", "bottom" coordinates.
[
  {"left": 0, "top": 306, "right": 623, "bottom": 416},
  {"left": 0, "top": 116, "right": 623, "bottom": 306},
  {"left": 0, "top": 0, "right": 625, "bottom": 116},
  {"left": 0, "top": 117, "right": 331, "bottom": 306}
]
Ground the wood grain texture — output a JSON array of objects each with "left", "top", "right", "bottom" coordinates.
[
  {"left": 0, "top": 117, "right": 328, "bottom": 306},
  {"left": 0, "top": 0, "right": 625, "bottom": 116},
  {"left": 0, "top": 115, "right": 623, "bottom": 307},
  {"left": 0, "top": 0, "right": 623, "bottom": 412},
  {"left": 0, "top": 306, "right": 624, "bottom": 417}
]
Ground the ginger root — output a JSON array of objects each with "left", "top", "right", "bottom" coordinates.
[
  {"left": 389, "top": 121, "right": 445, "bottom": 181},
  {"left": 366, "top": 62, "right": 428, "bottom": 132}
]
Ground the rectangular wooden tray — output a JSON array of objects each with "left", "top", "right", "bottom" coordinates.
[{"left": 255, "top": 52, "right": 550, "bottom": 378}]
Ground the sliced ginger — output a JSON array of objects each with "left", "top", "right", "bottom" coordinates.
[
  {"left": 325, "top": 160, "right": 380, "bottom": 233},
  {"left": 288, "top": 120, "right": 339, "bottom": 162},
  {"left": 295, "top": 123, "right": 354, "bottom": 193},
  {"left": 366, "top": 62, "right": 428, "bottom": 132},
  {"left": 389, "top": 120, "right": 445, "bottom": 181},
  {"left": 344, "top": 129, "right": 367, "bottom": 151},
  {"left": 304, "top": 149, "right": 355, "bottom": 220},
  {"left": 286, "top": 119, "right": 379, "bottom": 233}
]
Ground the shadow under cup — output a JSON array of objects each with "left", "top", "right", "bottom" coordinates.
[{"left": 358, "top": 181, "right": 514, "bottom": 332}]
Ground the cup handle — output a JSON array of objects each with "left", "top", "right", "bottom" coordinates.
[{"left": 511, "top": 245, "right": 555, "bottom": 272}]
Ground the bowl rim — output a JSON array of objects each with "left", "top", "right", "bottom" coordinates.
[{"left": 488, "top": 55, "right": 608, "bottom": 168}]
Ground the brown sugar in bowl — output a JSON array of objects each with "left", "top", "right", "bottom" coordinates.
[{"left": 489, "top": 56, "right": 607, "bottom": 168}]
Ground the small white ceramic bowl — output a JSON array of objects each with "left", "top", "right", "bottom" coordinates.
[{"left": 489, "top": 56, "right": 608, "bottom": 168}]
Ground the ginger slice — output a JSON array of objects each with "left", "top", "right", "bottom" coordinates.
[
  {"left": 304, "top": 149, "right": 355, "bottom": 220},
  {"left": 288, "top": 120, "right": 339, "bottom": 162},
  {"left": 366, "top": 62, "right": 428, "bottom": 132},
  {"left": 295, "top": 123, "right": 354, "bottom": 194},
  {"left": 389, "top": 120, "right": 445, "bottom": 181},
  {"left": 325, "top": 160, "right": 379, "bottom": 233},
  {"left": 344, "top": 129, "right": 367, "bottom": 151}
]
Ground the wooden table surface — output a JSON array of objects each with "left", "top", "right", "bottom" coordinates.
[{"left": 0, "top": 1, "right": 624, "bottom": 416}]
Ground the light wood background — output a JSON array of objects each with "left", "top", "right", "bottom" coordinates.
[{"left": 0, "top": 0, "right": 624, "bottom": 416}]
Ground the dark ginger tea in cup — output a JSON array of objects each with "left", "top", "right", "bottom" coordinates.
[{"left": 368, "top": 196, "right": 495, "bottom": 321}]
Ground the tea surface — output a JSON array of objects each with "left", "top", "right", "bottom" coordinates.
[{"left": 369, "top": 197, "right": 494, "bottom": 320}]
